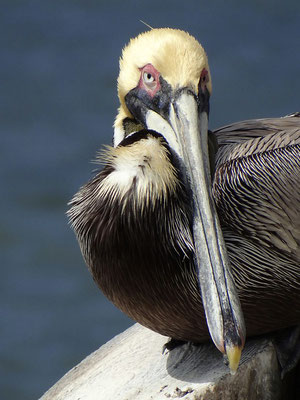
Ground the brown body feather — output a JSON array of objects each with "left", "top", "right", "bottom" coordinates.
[
  {"left": 69, "top": 116, "right": 300, "bottom": 342},
  {"left": 213, "top": 114, "right": 300, "bottom": 336}
]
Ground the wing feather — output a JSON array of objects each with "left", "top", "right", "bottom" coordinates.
[
  {"left": 213, "top": 114, "right": 300, "bottom": 167},
  {"left": 212, "top": 114, "right": 300, "bottom": 262}
]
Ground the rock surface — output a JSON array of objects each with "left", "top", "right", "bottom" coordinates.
[{"left": 40, "top": 324, "right": 286, "bottom": 400}]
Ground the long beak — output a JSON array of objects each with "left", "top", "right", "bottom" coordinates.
[{"left": 146, "top": 90, "right": 246, "bottom": 373}]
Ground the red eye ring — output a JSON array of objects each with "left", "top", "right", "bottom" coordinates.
[
  {"left": 138, "top": 64, "right": 161, "bottom": 97},
  {"left": 199, "top": 68, "right": 209, "bottom": 93},
  {"left": 200, "top": 68, "right": 209, "bottom": 84}
]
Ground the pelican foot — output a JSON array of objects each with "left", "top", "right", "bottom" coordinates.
[
  {"left": 273, "top": 325, "right": 300, "bottom": 378},
  {"left": 162, "top": 338, "right": 188, "bottom": 354}
]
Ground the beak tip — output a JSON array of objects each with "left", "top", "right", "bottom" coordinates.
[{"left": 225, "top": 345, "right": 243, "bottom": 375}]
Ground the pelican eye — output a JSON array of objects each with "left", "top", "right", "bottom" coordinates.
[
  {"left": 139, "top": 64, "right": 160, "bottom": 94},
  {"left": 143, "top": 71, "right": 156, "bottom": 88},
  {"left": 200, "top": 69, "right": 209, "bottom": 84}
]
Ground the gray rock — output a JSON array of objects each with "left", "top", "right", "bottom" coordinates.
[{"left": 40, "top": 324, "right": 285, "bottom": 400}]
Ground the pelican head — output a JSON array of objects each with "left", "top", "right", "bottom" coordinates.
[{"left": 113, "top": 28, "right": 245, "bottom": 371}]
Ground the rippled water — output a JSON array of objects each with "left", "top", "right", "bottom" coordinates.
[{"left": 1, "top": 0, "right": 299, "bottom": 398}]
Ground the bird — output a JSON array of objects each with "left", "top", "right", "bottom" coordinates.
[{"left": 68, "top": 28, "right": 300, "bottom": 373}]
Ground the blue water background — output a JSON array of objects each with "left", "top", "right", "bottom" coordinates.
[{"left": 1, "top": 0, "right": 299, "bottom": 398}]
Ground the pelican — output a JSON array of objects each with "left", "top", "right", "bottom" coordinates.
[{"left": 68, "top": 28, "right": 300, "bottom": 374}]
